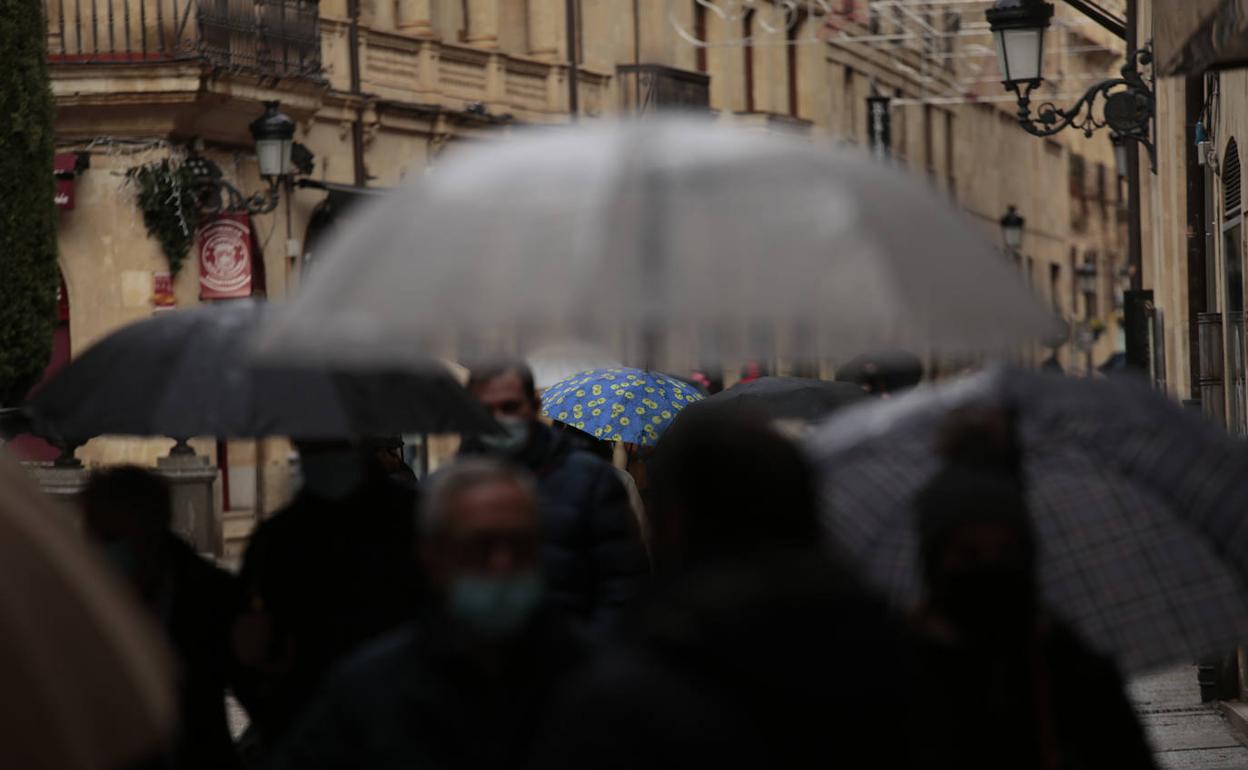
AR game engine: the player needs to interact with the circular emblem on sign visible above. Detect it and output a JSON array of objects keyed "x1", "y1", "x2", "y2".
[{"x1": 200, "y1": 218, "x2": 251, "y2": 294}]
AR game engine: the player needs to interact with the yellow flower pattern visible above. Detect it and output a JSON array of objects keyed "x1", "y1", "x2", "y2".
[{"x1": 539, "y1": 367, "x2": 703, "y2": 446}]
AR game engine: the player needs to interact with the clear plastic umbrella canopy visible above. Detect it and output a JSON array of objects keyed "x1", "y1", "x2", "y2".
[
  {"x1": 258, "y1": 117, "x2": 1060, "y2": 370},
  {"x1": 528, "y1": 341, "x2": 623, "y2": 391}
]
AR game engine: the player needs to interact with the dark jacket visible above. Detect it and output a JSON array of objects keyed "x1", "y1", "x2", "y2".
[
  {"x1": 462, "y1": 423, "x2": 648, "y2": 635},
  {"x1": 158, "y1": 535, "x2": 241, "y2": 770},
  {"x1": 546, "y1": 549, "x2": 916, "y2": 769},
  {"x1": 911, "y1": 619, "x2": 1157, "y2": 770},
  {"x1": 231, "y1": 476, "x2": 422, "y2": 748},
  {"x1": 274, "y1": 613, "x2": 588, "y2": 770}
]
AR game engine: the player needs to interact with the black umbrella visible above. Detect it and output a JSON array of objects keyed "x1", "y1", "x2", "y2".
[
  {"x1": 25, "y1": 301, "x2": 497, "y2": 445},
  {"x1": 679, "y1": 376, "x2": 868, "y2": 423},
  {"x1": 835, "y1": 350, "x2": 924, "y2": 394}
]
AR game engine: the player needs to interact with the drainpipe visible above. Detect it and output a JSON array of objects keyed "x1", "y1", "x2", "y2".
[
  {"x1": 633, "y1": 0, "x2": 641, "y2": 110},
  {"x1": 566, "y1": 0, "x2": 579, "y2": 119},
  {"x1": 347, "y1": 0, "x2": 367, "y2": 186},
  {"x1": 1186, "y1": 75, "x2": 1208, "y2": 402},
  {"x1": 1123, "y1": 0, "x2": 1148, "y2": 371}
]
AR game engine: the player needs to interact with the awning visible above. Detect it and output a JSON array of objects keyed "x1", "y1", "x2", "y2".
[
  {"x1": 53, "y1": 152, "x2": 89, "y2": 210},
  {"x1": 1155, "y1": 0, "x2": 1248, "y2": 76}
]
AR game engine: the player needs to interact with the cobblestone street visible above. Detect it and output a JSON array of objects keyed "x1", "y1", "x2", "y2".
[{"x1": 1132, "y1": 667, "x2": 1248, "y2": 769}]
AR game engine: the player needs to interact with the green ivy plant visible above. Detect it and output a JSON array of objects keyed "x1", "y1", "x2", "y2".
[
  {"x1": 126, "y1": 158, "x2": 200, "y2": 276},
  {"x1": 0, "y1": 0, "x2": 59, "y2": 405}
]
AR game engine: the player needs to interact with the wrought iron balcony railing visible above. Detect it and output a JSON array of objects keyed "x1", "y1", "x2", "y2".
[
  {"x1": 46, "y1": 0, "x2": 320, "y2": 79},
  {"x1": 617, "y1": 64, "x2": 710, "y2": 114}
]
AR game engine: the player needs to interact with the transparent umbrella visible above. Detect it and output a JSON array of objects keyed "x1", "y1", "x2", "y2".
[
  {"x1": 257, "y1": 117, "x2": 1059, "y2": 370},
  {"x1": 528, "y1": 341, "x2": 623, "y2": 391}
]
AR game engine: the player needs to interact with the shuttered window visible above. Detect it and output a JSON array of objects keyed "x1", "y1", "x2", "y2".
[{"x1": 1226, "y1": 139, "x2": 1241, "y2": 219}]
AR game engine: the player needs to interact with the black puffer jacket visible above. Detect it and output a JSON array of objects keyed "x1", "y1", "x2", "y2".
[{"x1": 463, "y1": 423, "x2": 649, "y2": 635}]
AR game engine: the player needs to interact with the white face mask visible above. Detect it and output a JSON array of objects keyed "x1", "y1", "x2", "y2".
[
  {"x1": 447, "y1": 570, "x2": 544, "y2": 638},
  {"x1": 298, "y1": 447, "x2": 366, "y2": 500},
  {"x1": 479, "y1": 416, "x2": 531, "y2": 456}
]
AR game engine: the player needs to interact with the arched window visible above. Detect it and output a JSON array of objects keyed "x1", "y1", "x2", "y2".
[{"x1": 1224, "y1": 139, "x2": 1245, "y2": 432}]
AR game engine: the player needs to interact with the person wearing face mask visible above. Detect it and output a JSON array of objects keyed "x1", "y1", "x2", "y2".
[
  {"x1": 910, "y1": 409, "x2": 1156, "y2": 770},
  {"x1": 274, "y1": 459, "x2": 587, "y2": 770},
  {"x1": 460, "y1": 358, "x2": 648, "y2": 637},
  {"x1": 230, "y1": 439, "x2": 423, "y2": 765},
  {"x1": 81, "y1": 466, "x2": 240, "y2": 770}
]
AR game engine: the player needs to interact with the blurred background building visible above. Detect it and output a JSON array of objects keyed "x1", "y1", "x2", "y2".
[
  {"x1": 31, "y1": 0, "x2": 1127, "y2": 552},
  {"x1": 1147, "y1": 0, "x2": 1248, "y2": 443}
]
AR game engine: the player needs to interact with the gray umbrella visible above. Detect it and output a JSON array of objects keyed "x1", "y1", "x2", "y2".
[
  {"x1": 25, "y1": 301, "x2": 496, "y2": 445},
  {"x1": 677, "y1": 376, "x2": 868, "y2": 422},
  {"x1": 808, "y1": 366, "x2": 1248, "y2": 674},
  {"x1": 256, "y1": 117, "x2": 1060, "y2": 370}
]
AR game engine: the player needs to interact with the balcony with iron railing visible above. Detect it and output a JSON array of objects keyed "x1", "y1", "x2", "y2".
[{"x1": 45, "y1": 0, "x2": 320, "y2": 79}]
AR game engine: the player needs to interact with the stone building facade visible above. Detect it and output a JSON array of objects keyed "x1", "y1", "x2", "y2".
[
  {"x1": 1134, "y1": 0, "x2": 1248, "y2": 430},
  {"x1": 37, "y1": 0, "x2": 1126, "y2": 539}
]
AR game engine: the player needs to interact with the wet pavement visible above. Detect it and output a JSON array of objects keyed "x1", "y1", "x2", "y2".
[{"x1": 1131, "y1": 666, "x2": 1248, "y2": 769}]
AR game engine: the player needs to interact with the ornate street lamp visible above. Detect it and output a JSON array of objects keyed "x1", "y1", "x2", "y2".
[
  {"x1": 988, "y1": 0, "x2": 1051, "y2": 88},
  {"x1": 986, "y1": 0, "x2": 1155, "y2": 168},
  {"x1": 250, "y1": 101, "x2": 296, "y2": 180},
  {"x1": 188, "y1": 101, "x2": 305, "y2": 215},
  {"x1": 1076, "y1": 259, "x2": 1098, "y2": 297},
  {"x1": 1000, "y1": 205, "x2": 1026, "y2": 252}
]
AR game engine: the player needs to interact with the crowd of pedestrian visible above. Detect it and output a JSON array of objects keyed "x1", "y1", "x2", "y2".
[{"x1": 78, "y1": 357, "x2": 1159, "y2": 770}]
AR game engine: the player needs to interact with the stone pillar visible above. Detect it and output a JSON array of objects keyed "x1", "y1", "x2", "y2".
[
  {"x1": 464, "y1": 0, "x2": 500, "y2": 49},
  {"x1": 396, "y1": 0, "x2": 432, "y2": 36},
  {"x1": 485, "y1": 52, "x2": 506, "y2": 105},
  {"x1": 370, "y1": 0, "x2": 397, "y2": 32},
  {"x1": 527, "y1": 0, "x2": 562, "y2": 61},
  {"x1": 156, "y1": 451, "x2": 221, "y2": 556},
  {"x1": 27, "y1": 464, "x2": 90, "y2": 509}
]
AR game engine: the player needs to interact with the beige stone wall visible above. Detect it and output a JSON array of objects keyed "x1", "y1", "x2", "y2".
[
  {"x1": 1140, "y1": 0, "x2": 1248, "y2": 406},
  {"x1": 44, "y1": 0, "x2": 1129, "y2": 517}
]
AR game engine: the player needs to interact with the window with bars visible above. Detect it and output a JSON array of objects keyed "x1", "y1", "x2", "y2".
[{"x1": 45, "y1": 0, "x2": 321, "y2": 78}]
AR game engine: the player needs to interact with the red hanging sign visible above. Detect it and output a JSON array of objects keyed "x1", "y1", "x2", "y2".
[
  {"x1": 54, "y1": 153, "x2": 78, "y2": 210},
  {"x1": 198, "y1": 213, "x2": 254, "y2": 299},
  {"x1": 152, "y1": 271, "x2": 176, "y2": 310}
]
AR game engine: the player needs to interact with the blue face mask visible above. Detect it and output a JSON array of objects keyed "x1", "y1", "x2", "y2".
[
  {"x1": 447, "y1": 571, "x2": 543, "y2": 637},
  {"x1": 479, "y1": 417, "x2": 531, "y2": 457}
]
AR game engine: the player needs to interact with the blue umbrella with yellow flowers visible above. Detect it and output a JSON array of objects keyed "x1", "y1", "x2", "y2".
[{"x1": 541, "y1": 367, "x2": 704, "y2": 446}]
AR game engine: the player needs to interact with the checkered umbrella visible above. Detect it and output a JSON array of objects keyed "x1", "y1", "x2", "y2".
[{"x1": 808, "y1": 366, "x2": 1248, "y2": 674}]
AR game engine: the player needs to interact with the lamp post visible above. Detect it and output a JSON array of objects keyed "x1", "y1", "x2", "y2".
[
  {"x1": 1076, "y1": 259, "x2": 1098, "y2": 309},
  {"x1": 986, "y1": 0, "x2": 1154, "y2": 167},
  {"x1": 250, "y1": 101, "x2": 296, "y2": 182},
  {"x1": 987, "y1": 0, "x2": 1149, "y2": 371},
  {"x1": 188, "y1": 101, "x2": 303, "y2": 215},
  {"x1": 1000, "y1": 205, "x2": 1026, "y2": 256}
]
